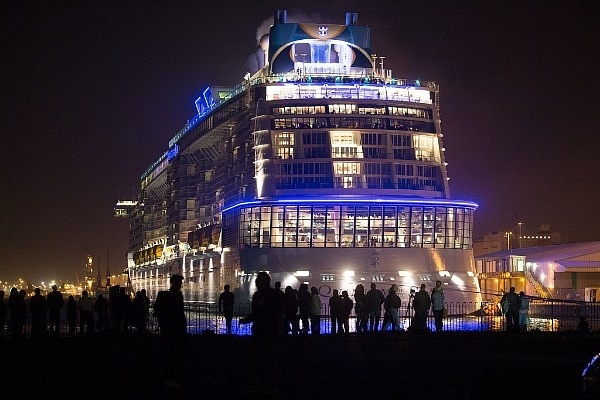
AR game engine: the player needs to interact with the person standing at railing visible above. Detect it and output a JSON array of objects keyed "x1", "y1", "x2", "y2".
[
  {"x1": 382, "y1": 284, "x2": 401, "y2": 331},
  {"x1": 132, "y1": 291, "x2": 148, "y2": 334},
  {"x1": 29, "y1": 287, "x2": 48, "y2": 339},
  {"x1": 354, "y1": 284, "x2": 368, "y2": 333},
  {"x1": 78, "y1": 291, "x2": 94, "y2": 335},
  {"x1": 239, "y1": 271, "x2": 284, "y2": 395},
  {"x1": 329, "y1": 289, "x2": 343, "y2": 334},
  {"x1": 66, "y1": 295, "x2": 78, "y2": 336},
  {"x1": 239, "y1": 271, "x2": 284, "y2": 337},
  {"x1": 297, "y1": 284, "x2": 312, "y2": 335},
  {"x1": 309, "y1": 286, "x2": 321, "y2": 335},
  {"x1": 366, "y1": 283, "x2": 385, "y2": 332},
  {"x1": 501, "y1": 287, "x2": 520, "y2": 332},
  {"x1": 283, "y1": 286, "x2": 300, "y2": 335},
  {"x1": 412, "y1": 284, "x2": 431, "y2": 330},
  {"x1": 218, "y1": 285, "x2": 235, "y2": 334},
  {"x1": 46, "y1": 284, "x2": 64, "y2": 337},
  {"x1": 518, "y1": 291, "x2": 530, "y2": 333},
  {"x1": 339, "y1": 290, "x2": 354, "y2": 334},
  {"x1": 7, "y1": 287, "x2": 25, "y2": 339},
  {"x1": 94, "y1": 293, "x2": 109, "y2": 333},
  {"x1": 153, "y1": 274, "x2": 186, "y2": 388},
  {"x1": 431, "y1": 280, "x2": 445, "y2": 332}
]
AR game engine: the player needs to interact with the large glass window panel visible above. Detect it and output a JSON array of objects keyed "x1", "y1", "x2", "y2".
[
  {"x1": 422, "y1": 207, "x2": 435, "y2": 247},
  {"x1": 259, "y1": 207, "x2": 272, "y2": 248},
  {"x1": 312, "y1": 206, "x2": 326, "y2": 248},
  {"x1": 446, "y1": 207, "x2": 456, "y2": 248},
  {"x1": 341, "y1": 205, "x2": 356, "y2": 247},
  {"x1": 270, "y1": 207, "x2": 284, "y2": 247},
  {"x1": 250, "y1": 207, "x2": 261, "y2": 247},
  {"x1": 240, "y1": 208, "x2": 252, "y2": 247},
  {"x1": 284, "y1": 206, "x2": 298, "y2": 247},
  {"x1": 298, "y1": 206, "x2": 312, "y2": 247},
  {"x1": 325, "y1": 205, "x2": 340, "y2": 247},
  {"x1": 463, "y1": 209, "x2": 473, "y2": 249},
  {"x1": 397, "y1": 206, "x2": 410, "y2": 247},
  {"x1": 383, "y1": 206, "x2": 397, "y2": 247},
  {"x1": 435, "y1": 207, "x2": 447, "y2": 247},
  {"x1": 368, "y1": 206, "x2": 383, "y2": 247},
  {"x1": 410, "y1": 207, "x2": 423, "y2": 247},
  {"x1": 454, "y1": 208, "x2": 465, "y2": 249},
  {"x1": 355, "y1": 206, "x2": 369, "y2": 247}
]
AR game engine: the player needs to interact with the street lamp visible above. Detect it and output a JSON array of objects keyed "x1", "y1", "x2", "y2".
[{"x1": 517, "y1": 222, "x2": 524, "y2": 248}]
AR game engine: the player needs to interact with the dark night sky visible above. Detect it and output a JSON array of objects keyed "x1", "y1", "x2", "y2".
[{"x1": 1, "y1": 1, "x2": 599, "y2": 284}]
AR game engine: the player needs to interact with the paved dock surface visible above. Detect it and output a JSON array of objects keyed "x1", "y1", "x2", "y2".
[{"x1": 0, "y1": 331, "x2": 597, "y2": 399}]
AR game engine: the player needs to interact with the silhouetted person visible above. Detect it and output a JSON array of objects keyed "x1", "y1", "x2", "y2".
[
  {"x1": 340, "y1": 290, "x2": 354, "y2": 334},
  {"x1": 0, "y1": 290, "x2": 6, "y2": 339},
  {"x1": 501, "y1": 287, "x2": 520, "y2": 332},
  {"x1": 153, "y1": 274, "x2": 186, "y2": 388},
  {"x1": 117, "y1": 287, "x2": 132, "y2": 332},
  {"x1": 283, "y1": 286, "x2": 299, "y2": 334},
  {"x1": 413, "y1": 284, "x2": 431, "y2": 330},
  {"x1": 239, "y1": 271, "x2": 284, "y2": 337},
  {"x1": 7, "y1": 287, "x2": 26, "y2": 339},
  {"x1": 239, "y1": 271, "x2": 284, "y2": 395},
  {"x1": 329, "y1": 289, "x2": 343, "y2": 334},
  {"x1": 309, "y1": 286, "x2": 321, "y2": 335},
  {"x1": 382, "y1": 284, "x2": 401, "y2": 331},
  {"x1": 354, "y1": 284, "x2": 368, "y2": 333},
  {"x1": 66, "y1": 295, "x2": 78, "y2": 336},
  {"x1": 109, "y1": 285, "x2": 120, "y2": 330},
  {"x1": 94, "y1": 293, "x2": 109, "y2": 332},
  {"x1": 431, "y1": 280, "x2": 445, "y2": 332},
  {"x1": 140, "y1": 288, "x2": 150, "y2": 327},
  {"x1": 132, "y1": 291, "x2": 148, "y2": 333},
  {"x1": 78, "y1": 291, "x2": 94, "y2": 335},
  {"x1": 297, "y1": 283, "x2": 312, "y2": 334},
  {"x1": 274, "y1": 281, "x2": 284, "y2": 299},
  {"x1": 218, "y1": 285, "x2": 235, "y2": 334},
  {"x1": 366, "y1": 283, "x2": 385, "y2": 332},
  {"x1": 29, "y1": 287, "x2": 48, "y2": 339},
  {"x1": 518, "y1": 291, "x2": 530, "y2": 332},
  {"x1": 578, "y1": 316, "x2": 590, "y2": 334},
  {"x1": 46, "y1": 284, "x2": 64, "y2": 336}
]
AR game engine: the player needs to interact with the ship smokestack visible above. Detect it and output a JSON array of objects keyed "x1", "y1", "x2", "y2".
[
  {"x1": 274, "y1": 9, "x2": 287, "y2": 25},
  {"x1": 345, "y1": 12, "x2": 358, "y2": 26}
]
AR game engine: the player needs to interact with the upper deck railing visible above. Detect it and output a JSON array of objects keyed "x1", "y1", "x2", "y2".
[{"x1": 143, "y1": 70, "x2": 437, "y2": 181}]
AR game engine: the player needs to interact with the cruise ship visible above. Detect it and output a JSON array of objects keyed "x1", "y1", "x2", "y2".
[{"x1": 116, "y1": 10, "x2": 481, "y2": 307}]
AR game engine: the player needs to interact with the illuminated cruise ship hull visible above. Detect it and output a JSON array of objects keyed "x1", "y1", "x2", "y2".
[{"x1": 118, "y1": 10, "x2": 481, "y2": 308}]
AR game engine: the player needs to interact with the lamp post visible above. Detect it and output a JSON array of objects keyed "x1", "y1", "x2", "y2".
[{"x1": 517, "y1": 222, "x2": 523, "y2": 248}]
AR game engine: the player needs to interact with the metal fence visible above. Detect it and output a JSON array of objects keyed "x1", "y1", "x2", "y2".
[
  {"x1": 4, "y1": 299, "x2": 599, "y2": 338},
  {"x1": 184, "y1": 300, "x2": 600, "y2": 335}
]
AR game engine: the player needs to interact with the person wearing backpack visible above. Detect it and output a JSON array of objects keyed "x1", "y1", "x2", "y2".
[{"x1": 500, "y1": 287, "x2": 520, "y2": 332}]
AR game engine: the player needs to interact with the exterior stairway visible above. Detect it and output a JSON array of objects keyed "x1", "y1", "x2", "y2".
[{"x1": 525, "y1": 269, "x2": 553, "y2": 299}]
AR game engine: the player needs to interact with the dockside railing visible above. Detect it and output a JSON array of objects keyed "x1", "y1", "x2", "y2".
[{"x1": 5, "y1": 298, "x2": 599, "y2": 338}]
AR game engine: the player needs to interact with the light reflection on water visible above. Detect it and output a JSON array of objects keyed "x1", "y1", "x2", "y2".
[{"x1": 183, "y1": 312, "x2": 567, "y2": 336}]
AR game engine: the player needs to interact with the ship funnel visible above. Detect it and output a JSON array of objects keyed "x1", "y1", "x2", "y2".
[
  {"x1": 345, "y1": 12, "x2": 358, "y2": 26},
  {"x1": 274, "y1": 9, "x2": 287, "y2": 24}
]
